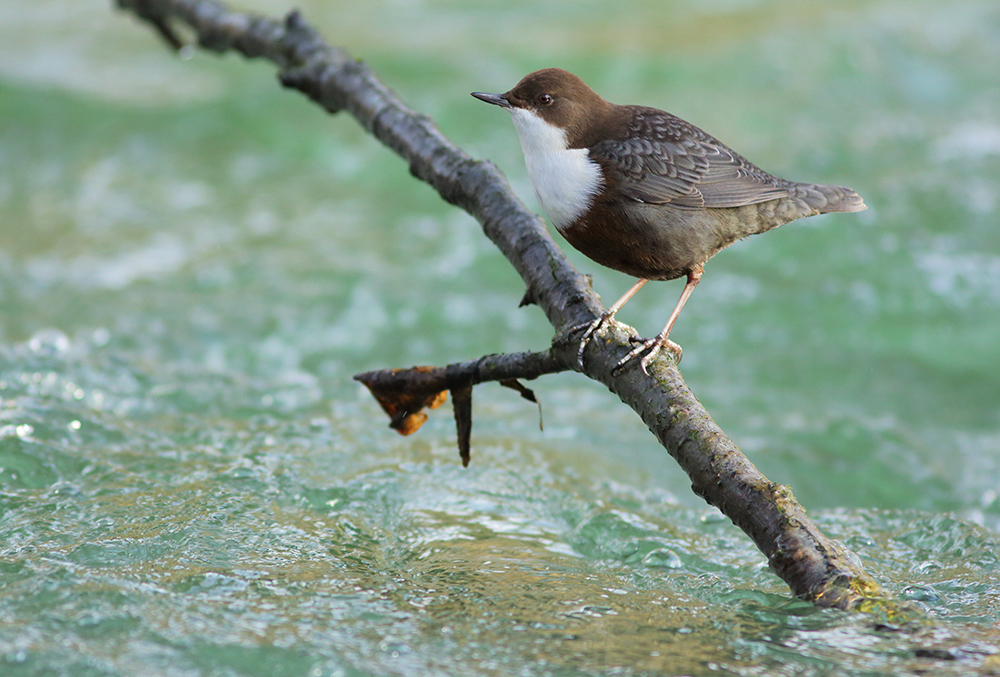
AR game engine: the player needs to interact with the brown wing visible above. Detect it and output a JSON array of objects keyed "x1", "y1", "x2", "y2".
[{"x1": 589, "y1": 107, "x2": 789, "y2": 210}]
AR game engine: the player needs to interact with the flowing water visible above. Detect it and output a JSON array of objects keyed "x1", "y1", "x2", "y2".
[{"x1": 1, "y1": 1, "x2": 999, "y2": 675}]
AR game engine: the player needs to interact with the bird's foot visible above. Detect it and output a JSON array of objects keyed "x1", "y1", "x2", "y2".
[
  {"x1": 612, "y1": 335, "x2": 682, "y2": 375},
  {"x1": 570, "y1": 313, "x2": 613, "y2": 369}
]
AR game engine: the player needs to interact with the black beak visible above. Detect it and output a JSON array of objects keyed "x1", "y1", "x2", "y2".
[{"x1": 471, "y1": 91, "x2": 511, "y2": 108}]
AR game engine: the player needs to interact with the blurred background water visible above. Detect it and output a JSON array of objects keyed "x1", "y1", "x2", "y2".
[{"x1": 1, "y1": 0, "x2": 999, "y2": 675}]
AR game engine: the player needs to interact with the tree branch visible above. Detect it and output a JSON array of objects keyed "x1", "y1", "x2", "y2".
[{"x1": 117, "y1": 0, "x2": 900, "y2": 611}]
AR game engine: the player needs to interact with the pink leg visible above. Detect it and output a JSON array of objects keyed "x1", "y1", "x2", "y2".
[
  {"x1": 615, "y1": 264, "x2": 704, "y2": 374},
  {"x1": 575, "y1": 278, "x2": 649, "y2": 368}
]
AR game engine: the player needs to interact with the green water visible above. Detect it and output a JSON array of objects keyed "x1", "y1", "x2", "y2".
[{"x1": 2, "y1": 0, "x2": 999, "y2": 675}]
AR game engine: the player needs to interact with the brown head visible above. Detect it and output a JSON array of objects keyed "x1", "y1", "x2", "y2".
[{"x1": 472, "y1": 68, "x2": 621, "y2": 149}]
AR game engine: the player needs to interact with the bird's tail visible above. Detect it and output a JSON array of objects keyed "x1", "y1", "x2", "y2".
[{"x1": 790, "y1": 182, "x2": 866, "y2": 214}]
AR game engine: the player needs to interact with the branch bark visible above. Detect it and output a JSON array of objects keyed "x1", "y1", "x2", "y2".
[{"x1": 117, "y1": 0, "x2": 898, "y2": 611}]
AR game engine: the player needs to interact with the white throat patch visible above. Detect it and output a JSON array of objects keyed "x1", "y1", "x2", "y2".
[{"x1": 508, "y1": 108, "x2": 602, "y2": 231}]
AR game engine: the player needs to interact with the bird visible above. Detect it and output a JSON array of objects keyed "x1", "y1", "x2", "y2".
[{"x1": 472, "y1": 68, "x2": 865, "y2": 373}]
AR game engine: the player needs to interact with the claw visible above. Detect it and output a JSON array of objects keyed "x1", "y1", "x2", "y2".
[
  {"x1": 571, "y1": 314, "x2": 611, "y2": 369},
  {"x1": 612, "y1": 336, "x2": 682, "y2": 375}
]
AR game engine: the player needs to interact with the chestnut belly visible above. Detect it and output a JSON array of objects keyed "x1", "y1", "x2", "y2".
[{"x1": 555, "y1": 201, "x2": 775, "y2": 281}]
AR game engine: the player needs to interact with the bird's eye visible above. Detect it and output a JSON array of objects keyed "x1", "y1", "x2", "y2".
[{"x1": 538, "y1": 94, "x2": 553, "y2": 105}]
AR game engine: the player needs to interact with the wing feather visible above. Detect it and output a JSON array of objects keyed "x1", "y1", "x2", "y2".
[{"x1": 589, "y1": 108, "x2": 789, "y2": 210}]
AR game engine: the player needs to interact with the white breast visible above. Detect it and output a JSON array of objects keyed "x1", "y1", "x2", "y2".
[{"x1": 508, "y1": 108, "x2": 603, "y2": 231}]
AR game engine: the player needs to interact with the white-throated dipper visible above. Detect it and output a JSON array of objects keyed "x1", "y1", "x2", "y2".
[{"x1": 472, "y1": 68, "x2": 865, "y2": 373}]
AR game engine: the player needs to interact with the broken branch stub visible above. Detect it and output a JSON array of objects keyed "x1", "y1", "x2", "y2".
[{"x1": 354, "y1": 366, "x2": 447, "y2": 436}]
